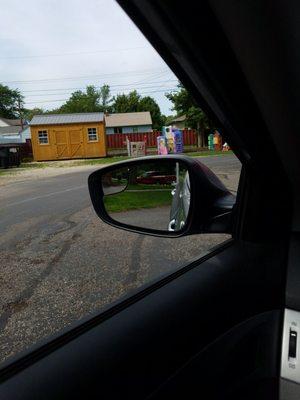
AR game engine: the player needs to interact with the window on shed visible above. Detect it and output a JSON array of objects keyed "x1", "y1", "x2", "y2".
[
  {"x1": 38, "y1": 130, "x2": 48, "y2": 144},
  {"x1": 88, "y1": 127, "x2": 98, "y2": 141},
  {"x1": 114, "y1": 127, "x2": 123, "y2": 134}
]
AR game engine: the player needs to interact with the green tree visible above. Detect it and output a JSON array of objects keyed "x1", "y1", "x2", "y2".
[
  {"x1": 0, "y1": 84, "x2": 24, "y2": 119},
  {"x1": 112, "y1": 90, "x2": 141, "y2": 113},
  {"x1": 57, "y1": 84, "x2": 112, "y2": 114},
  {"x1": 166, "y1": 83, "x2": 213, "y2": 147},
  {"x1": 161, "y1": 114, "x2": 168, "y2": 126},
  {"x1": 138, "y1": 96, "x2": 164, "y2": 130},
  {"x1": 99, "y1": 84, "x2": 113, "y2": 110},
  {"x1": 23, "y1": 107, "x2": 44, "y2": 121},
  {"x1": 112, "y1": 90, "x2": 164, "y2": 130}
]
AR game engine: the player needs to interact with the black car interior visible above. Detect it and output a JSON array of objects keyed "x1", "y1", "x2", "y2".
[{"x1": 1, "y1": 1, "x2": 300, "y2": 399}]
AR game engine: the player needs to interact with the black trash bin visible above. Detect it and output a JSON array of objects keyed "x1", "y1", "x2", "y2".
[{"x1": 0, "y1": 144, "x2": 21, "y2": 169}]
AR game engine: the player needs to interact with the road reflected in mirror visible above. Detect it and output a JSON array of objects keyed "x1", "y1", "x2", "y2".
[{"x1": 101, "y1": 161, "x2": 190, "y2": 232}]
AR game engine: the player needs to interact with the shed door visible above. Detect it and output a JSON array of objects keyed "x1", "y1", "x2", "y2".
[
  {"x1": 54, "y1": 130, "x2": 70, "y2": 159},
  {"x1": 69, "y1": 129, "x2": 83, "y2": 158}
]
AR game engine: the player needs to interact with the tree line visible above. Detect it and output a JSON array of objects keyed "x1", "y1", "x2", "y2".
[{"x1": 0, "y1": 82, "x2": 214, "y2": 144}]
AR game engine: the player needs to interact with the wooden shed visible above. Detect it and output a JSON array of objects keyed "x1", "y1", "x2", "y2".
[{"x1": 30, "y1": 113, "x2": 106, "y2": 161}]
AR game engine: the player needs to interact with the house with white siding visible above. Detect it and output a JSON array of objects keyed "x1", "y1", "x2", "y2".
[
  {"x1": 0, "y1": 117, "x2": 25, "y2": 128},
  {"x1": 105, "y1": 112, "x2": 152, "y2": 134},
  {"x1": 0, "y1": 117, "x2": 29, "y2": 143}
]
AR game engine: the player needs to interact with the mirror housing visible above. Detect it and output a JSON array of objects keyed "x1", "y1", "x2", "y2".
[{"x1": 88, "y1": 155, "x2": 236, "y2": 237}]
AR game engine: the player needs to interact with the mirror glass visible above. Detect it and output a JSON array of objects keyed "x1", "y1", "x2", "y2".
[{"x1": 101, "y1": 161, "x2": 191, "y2": 232}]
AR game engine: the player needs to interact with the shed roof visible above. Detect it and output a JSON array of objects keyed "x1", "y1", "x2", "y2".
[
  {"x1": 30, "y1": 112, "x2": 104, "y2": 126},
  {"x1": 105, "y1": 112, "x2": 152, "y2": 127}
]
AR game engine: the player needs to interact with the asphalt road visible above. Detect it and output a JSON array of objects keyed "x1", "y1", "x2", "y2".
[{"x1": 0, "y1": 154, "x2": 241, "y2": 363}]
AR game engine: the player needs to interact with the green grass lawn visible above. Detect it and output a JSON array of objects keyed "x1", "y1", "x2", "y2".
[
  {"x1": 20, "y1": 162, "x2": 48, "y2": 168},
  {"x1": 19, "y1": 155, "x2": 132, "y2": 169},
  {"x1": 30, "y1": 150, "x2": 230, "y2": 168},
  {"x1": 126, "y1": 183, "x2": 173, "y2": 191},
  {"x1": 65, "y1": 155, "x2": 132, "y2": 167},
  {"x1": 104, "y1": 189, "x2": 172, "y2": 213},
  {"x1": 0, "y1": 150, "x2": 233, "y2": 176},
  {"x1": 0, "y1": 167, "x2": 19, "y2": 176}
]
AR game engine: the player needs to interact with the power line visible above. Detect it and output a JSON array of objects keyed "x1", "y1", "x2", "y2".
[
  {"x1": 21, "y1": 78, "x2": 178, "y2": 93},
  {"x1": 19, "y1": 71, "x2": 174, "y2": 94},
  {"x1": 3, "y1": 68, "x2": 169, "y2": 85},
  {"x1": 22, "y1": 74, "x2": 178, "y2": 93},
  {"x1": 22, "y1": 82, "x2": 178, "y2": 97},
  {"x1": 0, "y1": 46, "x2": 148, "y2": 60},
  {"x1": 24, "y1": 88, "x2": 179, "y2": 105},
  {"x1": 24, "y1": 86, "x2": 177, "y2": 100}
]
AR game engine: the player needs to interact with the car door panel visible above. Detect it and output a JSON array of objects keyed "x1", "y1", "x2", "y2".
[{"x1": 148, "y1": 309, "x2": 281, "y2": 400}]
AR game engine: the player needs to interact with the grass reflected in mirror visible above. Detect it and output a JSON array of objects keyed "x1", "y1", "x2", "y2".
[{"x1": 104, "y1": 188, "x2": 172, "y2": 213}]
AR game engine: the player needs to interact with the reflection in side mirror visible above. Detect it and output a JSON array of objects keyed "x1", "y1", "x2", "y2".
[
  {"x1": 89, "y1": 155, "x2": 236, "y2": 237},
  {"x1": 102, "y1": 167, "x2": 129, "y2": 195},
  {"x1": 101, "y1": 161, "x2": 190, "y2": 233}
]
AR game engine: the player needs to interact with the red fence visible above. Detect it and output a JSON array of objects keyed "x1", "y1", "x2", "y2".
[
  {"x1": 106, "y1": 132, "x2": 158, "y2": 148},
  {"x1": 182, "y1": 129, "x2": 197, "y2": 146},
  {"x1": 106, "y1": 129, "x2": 197, "y2": 149}
]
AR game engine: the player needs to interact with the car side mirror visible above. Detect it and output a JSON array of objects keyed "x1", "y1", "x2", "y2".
[{"x1": 88, "y1": 155, "x2": 236, "y2": 237}]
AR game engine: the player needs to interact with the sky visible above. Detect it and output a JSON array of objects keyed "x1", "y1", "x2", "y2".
[{"x1": 0, "y1": 0, "x2": 179, "y2": 115}]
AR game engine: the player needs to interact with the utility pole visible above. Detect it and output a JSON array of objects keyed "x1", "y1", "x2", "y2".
[
  {"x1": 197, "y1": 120, "x2": 203, "y2": 148},
  {"x1": 17, "y1": 97, "x2": 24, "y2": 130}
]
